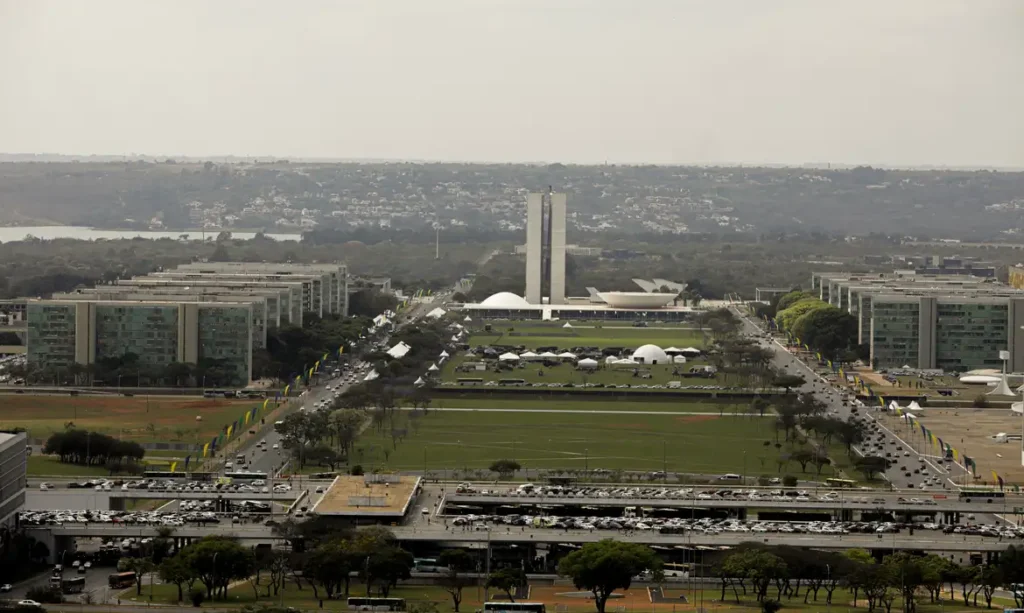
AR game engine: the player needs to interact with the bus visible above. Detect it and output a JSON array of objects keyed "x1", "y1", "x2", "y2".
[
  {"x1": 483, "y1": 603, "x2": 547, "y2": 613},
  {"x1": 224, "y1": 470, "x2": 268, "y2": 481},
  {"x1": 108, "y1": 571, "x2": 136, "y2": 589},
  {"x1": 61, "y1": 577, "x2": 86, "y2": 594},
  {"x1": 959, "y1": 488, "x2": 1006, "y2": 502},
  {"x1": 413, "y1": 558, "x2": 447, "y2": 573},
  {"x1": 346, "y1": 597, "x2": 406, "y2": 611},
  {"x1": 825, "y1": 478, "x2": 857, "y2": 489}
]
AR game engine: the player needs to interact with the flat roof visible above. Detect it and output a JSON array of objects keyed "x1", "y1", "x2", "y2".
[
  {"x1": 311, "y1": 475, "x2": 420, "y2": 517},
  {"x1": 458, "y1": 303, "x2": 694, "y2": 313}
]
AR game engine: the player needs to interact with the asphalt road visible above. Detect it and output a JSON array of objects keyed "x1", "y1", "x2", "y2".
[{"x1": 734, "y1": 309, "x2": 968, "y2": 489}]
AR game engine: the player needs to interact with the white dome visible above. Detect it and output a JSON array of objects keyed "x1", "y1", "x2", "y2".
[
  {"x1": 480, "y1": 292, "x2": 532, "y2": 308},
  {"x1": 632, "y1": 344, "x2": 670, "y2": 364}
]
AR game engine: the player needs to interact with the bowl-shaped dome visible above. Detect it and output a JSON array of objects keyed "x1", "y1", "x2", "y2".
[
  {"x1": 480, "y1": 292, "x2": 531, "y2": 308},
  {"x1": 632, "y1": 344, "x2": 670, "y2": 364}
]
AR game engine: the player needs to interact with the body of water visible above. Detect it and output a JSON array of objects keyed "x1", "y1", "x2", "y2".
[{"x1": 0, "y1": 226, "x2": 302, "y2": 243}]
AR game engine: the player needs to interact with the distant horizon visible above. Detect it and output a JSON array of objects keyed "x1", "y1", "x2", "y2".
[{"x1": 1, "y1": 152, "x2": 1022, "y2": 173}]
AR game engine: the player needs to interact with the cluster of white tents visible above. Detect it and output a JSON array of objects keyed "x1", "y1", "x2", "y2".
[
  {"x1": 386, "y1": 341, "x2": 412, "y2": 359},
  {"x1": 415, "y1": 348, "x2": 452, "y2": 387}
]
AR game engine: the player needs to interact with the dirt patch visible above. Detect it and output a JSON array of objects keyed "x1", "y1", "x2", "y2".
[{"x1": 675, "y1": 415, "x2": 719, "y2": 424}]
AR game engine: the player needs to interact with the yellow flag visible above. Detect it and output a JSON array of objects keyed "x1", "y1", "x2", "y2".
[
  {"x1": 170, "y1": 462, "x2": 178, "y2": 473},
  {"x1": 992, "y1": 470, "x2": 1000, "y2": 483},
  {"x1": 262, "y1": 399, "x2": 270, "y2": 411},
  {"x1": 227, "y1": 424, "x2": 233, "y2": 437},
  {"x1": 202, "y1": 443, "x2": 210, "y2": 457},
  {"x1": 284, "y1": 384, "x2": 290, "y2": 396}
]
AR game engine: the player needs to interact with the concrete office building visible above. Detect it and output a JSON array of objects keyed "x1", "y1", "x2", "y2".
[
  {"x1": 0, "y1": 431, "x2": 27, "y2": 528},
  {"x1": 808, "y1": 271, "x2": 1024, "y2": 372},
  {"x1": 524, "y1": 192, "x2": 567, "y2": 305},
  {"x1": 54, "y1": 290, "x2": 271, "y2": 350},
  {"x1": 26, "y1": 299, "x2": 253, "y2": 384},
  {"x1": 115, "y1": 278, "x2": 303, "y2": 326},
  {"x1": 169, "y1": 262, "x2": 348, "y2": 316}
]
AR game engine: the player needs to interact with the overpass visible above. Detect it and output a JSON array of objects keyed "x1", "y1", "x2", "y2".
[
  {"x1": 104, "y1": 490, "x2": 300, "y2": 509},
  {"x1": 442, "y1": 493, "x2": 1024, "y2": 523},
  {"x1": 24, "y1": 522, "x2": 1016, "y2": 563}
]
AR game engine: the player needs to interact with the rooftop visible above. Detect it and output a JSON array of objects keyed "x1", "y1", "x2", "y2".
[{"x1": 311, "y1": 475, "x2": 420, "y2": 517}]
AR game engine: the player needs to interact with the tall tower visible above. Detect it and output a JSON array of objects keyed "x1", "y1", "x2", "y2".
[
  {"x1": 524, "y1": 193, "x2": 544, "y2": 304},
  {"x1": 523, "y1": 192, "x2": 567, "y2": 305}
]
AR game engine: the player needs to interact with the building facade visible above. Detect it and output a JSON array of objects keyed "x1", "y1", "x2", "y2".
[
  {"x1": 26, "y1": 299, "x2": 253, "y2": 384},
  {"x1": 524, "y1": 192, "x2": 567, "y2": 305},
  {"x1": 0, "y1": 432, "x2": 27, "y2": 529}
]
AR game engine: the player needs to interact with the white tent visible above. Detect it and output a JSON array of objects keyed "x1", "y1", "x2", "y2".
[
  {"x1": 520, "y1": 351, "x2": 539, "y2": 360},
  {"x1": 539, "y1": 351, "x2": 558, "y2": 359},
  {"x1": 664, "y1": 346, "x2": 683, "y2": 354},
  {"x1": 386, "y1": 342, "x2": 412, "y2": 359},
  {"x1": 988, "y1": 374, "x2": 1015, "y2": 396},
  {"x1": 613, "y1": 358, "x2": 639, "y2": 366},
  {"x1": 464, "y1": 316, "x2": 472, "y2": 322},
  {"x1": 558, "y1": 351, "x2": 577, "y2": 360},
  {"x1": 888, "y1": 400, "x2": 900, "y2": 412},
  {"x1": 499, "y1": 352, "x2": 520, "y2": 361},
  {"x1": 363, "y1": 369, "x2": 379, "y2": 382},
  {"x1": 427, "y1": 363, "x2": 440, "y2": 372},
  {"x1": 604, "y1": 356, "x2": 619, "y2": 364},
  {"x1": 679, "y1": 347, "x2": 702, "y2": 355},
  {"x1": 562, "y1": 322, "x2": 573, "y2": 328},
  {"x1": 414, "y1": 377, "x2": 426, "y2": 386},
  {"x1": 439, "y1": 350, "x2": 450, "y2": 358},
  {"x1": 1012, "y1": 402, "x2": 1023, "y2": 415},
  {"x1": 672, "y1": 355, "x2": 688, "y2": 364},
  {"x1": 426, "y1": 307, "x2": 447, "y2": 319},
  {"x1": 577, "y1": 358, "x2": 599, "y2": 369},
  {"x1": 908, "y1": 401, "x2": 922, "y2": 412}
]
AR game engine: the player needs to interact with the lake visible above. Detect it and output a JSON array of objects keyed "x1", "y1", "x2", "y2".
[{"x1": 0, "y1": 226, "x2": 302, "y2": 243}]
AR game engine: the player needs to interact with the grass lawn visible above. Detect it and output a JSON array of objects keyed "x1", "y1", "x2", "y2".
[
  {"x1": 0, "y1": 394, "x2": 267, "y2": 443},
  {"x1": 433, "y1": 397, "x2": 752, "y2": 413},
  {"x1": 351, "y1": 409, "x2": 792, "y2": 474},
  {"x1": 440, "y1": 355, "x2": 729, "y2": 388},
  {"x1": 466, "y1": 322, "x2": 707, "y2": 350},
  {"x1": 120, "y1": 582, "x2": 1008, "y2": 613}
]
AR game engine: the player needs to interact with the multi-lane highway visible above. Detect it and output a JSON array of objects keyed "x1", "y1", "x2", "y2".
[{"x1": 735, "y1": 309, "x2": 972, "y2": 491}]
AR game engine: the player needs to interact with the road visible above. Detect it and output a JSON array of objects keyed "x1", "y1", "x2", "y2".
[{"x1": 733, "y1": 308, "x2": 971, "y2": 492}]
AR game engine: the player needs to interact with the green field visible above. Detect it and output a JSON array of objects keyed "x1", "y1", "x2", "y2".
[
  {"x1": 0, "y1": 394, "x2": 264, "y2": 443},
  {"x1": 433, "y1": 397, "x2": 753, "y2": 413},
  {"x1": 351, "y1": 408, "x2": 794, "y2": 475},
  {"x1": 120, "y1": 581, "x2": 1012, "y2": 613},
  {"x1": 466, "y1": 321, "x2": 707, "y2": 349}
]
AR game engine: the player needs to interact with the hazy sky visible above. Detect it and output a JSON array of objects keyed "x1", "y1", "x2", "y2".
[{"x1": 2, "y1": 1, "x2": 1022, "y2": 167}]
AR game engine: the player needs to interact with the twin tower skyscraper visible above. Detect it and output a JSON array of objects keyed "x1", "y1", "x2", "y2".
[{"x1": 524, "y1": 191, "x2": 567, "y2": 305}]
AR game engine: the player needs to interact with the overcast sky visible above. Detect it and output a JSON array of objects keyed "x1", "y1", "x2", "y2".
[{"x1": 1, "y1": 1, "x2": 1022, "y2": 167}]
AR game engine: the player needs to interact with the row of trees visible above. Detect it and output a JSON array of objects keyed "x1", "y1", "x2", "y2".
[
  {"x1": 43, "y1": 427, "x2": 145, "y2": 469},
  {"x1": 14, "y1": 355, "x2": 241, "y2": 388},
  {"x1": 715, "y1": 544, "x2": 1024, "y2": 612},
  {"x1": 757, "y1": 290, "x2": 862, "y2": 362}
]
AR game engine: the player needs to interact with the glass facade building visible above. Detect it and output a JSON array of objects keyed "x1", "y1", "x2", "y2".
[
  {"x1": 25, "y1": 302, "x2": 77, "y2": 367},
  {"x1": 94, "y1": 304, "x2": 180, "y2": 368}
]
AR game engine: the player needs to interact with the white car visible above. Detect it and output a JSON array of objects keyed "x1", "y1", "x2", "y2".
[
  {"x1": 18, "y1": 600, "x2": 41, "y2": 607},
  {"x1": 39, "y1": 482, "x2": 51, "y2": 491},
  {"x1": 272, "y1": 444, "x2": 279, "y2": 450},
  {"x1": 315, "y1": 486, "x2": 325, "y2": 493}
]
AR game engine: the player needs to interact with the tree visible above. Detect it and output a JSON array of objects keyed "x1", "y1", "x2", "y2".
[
  {"x1": 979, "y1": 565, "x2": 1003, "y2": 609},
  {"x1": 998, "y1": 546, "x2": 1024, "y2": 608},
  {"x1": 489, "y1": 459, "x2": 522, "y2": 479},
  {"x1": 557, "y1": 540, "x2": 662, "y2": 613},
  {"x1": 304, "y1": 540, "x2": 355, "y2": 600},
  {"x1": 854, "y1": 456, "x2": 889, "y2": 480},
  {"x1": 882, "y1": 553, "x2": 926, "y2": 613},
  {"x1": 364, "y1": 546, "x2": 413, "y2": 597},
  {"x1": 487, "y1": 568, "x2": 527, "y2": 603},
  {"x1": 119, "y1": 556, "x2": 156, "y2": 596},
  {"x1": 182, "y1": 537, "x2": 254, "y2": 600},
  {"x1": 438, "y1": 549, "x2": 474, "y2": 612},
  {"x1": 159, "y1": 554, "x2": 196, "y2": 603},
  {"x1": 772, "y1": 374, "x2": 805, "y2": 393}
]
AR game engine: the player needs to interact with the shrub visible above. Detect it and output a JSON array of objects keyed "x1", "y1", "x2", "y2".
[
  {"x1": 189, "y1": 588, "x2": 205, "y2": 608},
  {"x1": 972, "y1": 394, "x2": 990, "y2": 408},
  {"x1": 762, "y1": 599, "x2": 783, "y2": 613},
  {"x1": 350, "y1": 464, "x2": 364, "y2": 476},
  {"x1": 25, "y1": 587, "x2": 62, "y2": 604},
  {"x1": 782, "y1": 475, "x2": 798, "y2": 487}
]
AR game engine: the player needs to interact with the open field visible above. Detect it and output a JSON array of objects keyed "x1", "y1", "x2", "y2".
[
  {"x1": 434, "y1": 397, "x2": 754, "y2": 413},
  {"x1": 351, "y1": 408, "x2": 830, "y2": 476},
  {"x1": 886, "y1": 407, "x2": 1024, "y2": 485},
  {"x1": 465, "y1": 322, "x2": 707, "y2": 350},
  {"x1": 0, "y1": 394, "x2": 260, "y2": 443},
  {"x1": 28, "y1": 453, "x2": 180, "y2": 477},
  {"x1": 120, "y1": 582, "x2": 1014, "y2": 613},
  {"x1": 440, "y1": 356, "x2": 725, "y2": 388}
]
